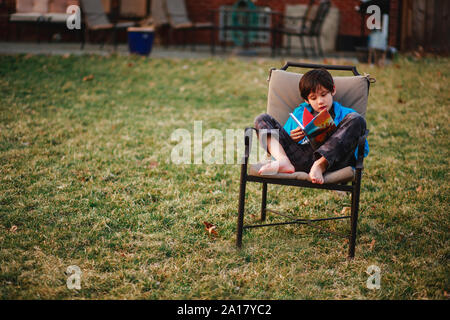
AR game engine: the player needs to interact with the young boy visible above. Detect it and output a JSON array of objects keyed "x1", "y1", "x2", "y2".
[{"x1": 254, "y1": 68, "x2": 369, "y2": 184}]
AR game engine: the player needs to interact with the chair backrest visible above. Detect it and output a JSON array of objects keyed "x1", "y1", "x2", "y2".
[
  {"x1": 120, "y1": 0, "x2": 147, "y2": 18},
  {"x1": 16, "y1": 0, "x2": 49, "y2": 13},
  {"x1": 309, "y1": 0, "x2": 331, "y2": 35},
  {"x1": 80, "y1": 0, "x2": 110, "y2": 27},
  {"x1": 299, "y1": 0, "x2": 315, "y2": 33},
  {"x1": 151, "y1": 0, "x2": 169, "y2": 26},
  {"x1": 165, "y1": 0, "x2": 192, "y2": 27},
  {"x1": 267, "y1": 67, "x2": 369, "y2": 126}
]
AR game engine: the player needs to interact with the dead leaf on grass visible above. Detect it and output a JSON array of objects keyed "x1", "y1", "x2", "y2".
[
  {"x1": 203, "y1": 221, "x2": 218, "y2": 237},
  {"x1": 10, "y1": 225, "x2": 18, "y2": 233},
  {"x1": 148, "y1": 161, "x2": 158, "y2": 169},
  {"x1": 416, "y1": 186, "x2": 423, "y2": 192},
  {"x1": 83, "y1": 74, "x2": 94, "y2": 82},
  {"x1": 369, "y1": 239, "x2": 376, "y2": 250},
  {"x1": 341, "y1": 207, "x2": 351, "y2": 215}
]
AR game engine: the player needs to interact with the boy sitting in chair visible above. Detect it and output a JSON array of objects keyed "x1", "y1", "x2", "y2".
[{"x1": 254, "y1": 68, "x2": 369, "y2": 184}]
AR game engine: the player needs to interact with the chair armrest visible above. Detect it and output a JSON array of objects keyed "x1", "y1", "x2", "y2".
[{"x1": 355, "y1": 129, "x2": 369, "y2": 170}]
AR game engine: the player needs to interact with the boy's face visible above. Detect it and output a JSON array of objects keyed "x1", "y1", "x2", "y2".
[{"x1": 305, "y1": 85, "x2": 336, "y2": 113}]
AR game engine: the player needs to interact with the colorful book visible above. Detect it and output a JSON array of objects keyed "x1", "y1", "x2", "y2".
[{"x1": 289, "y1": 109, "x2": 337, "y2": 150}]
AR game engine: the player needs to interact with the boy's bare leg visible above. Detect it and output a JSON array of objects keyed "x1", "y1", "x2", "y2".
[
  {"x1": 258, "y1": 136, "x2": 295, "y2": 175},
  {"x1": 309, "y1": 156, "x2": 329, "y2": 184}
]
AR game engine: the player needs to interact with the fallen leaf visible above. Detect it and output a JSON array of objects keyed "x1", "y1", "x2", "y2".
[
  {"x1": 203, "y1": 221, "x2": 218, "y2": 237},
  {"x1": 148, "y1": 161, "x2": 158, "y2": 169},
  {"x1": 341, "y1": 207, "x2": 351, "y2": 215},
  {"x1": 10, "y1": 225, "x2": 17, "y2": 233},
  {"x1": 128, "y1": 63, "x2": 134, "y2": 67},
  {"x1": 83, "y1": 74, "x2": 94, "y2": 81},
  {"x1": 416, "y1": 186, "x2": 423, "y2": 192},
  {"x1": 369, "y1": 239, "x2": 376, "y2": 250}
]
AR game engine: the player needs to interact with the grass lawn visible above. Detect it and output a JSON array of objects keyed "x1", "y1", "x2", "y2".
[{"x1": 0, "y1": 53, "x2": 448, "y2": 299}]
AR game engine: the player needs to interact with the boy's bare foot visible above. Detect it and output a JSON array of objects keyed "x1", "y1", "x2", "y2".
[
  {"x1": 309, "y1": 157, "x2": 329, "y2": 184},
  {"x1": 258, "y1": 158, "x2": 295, "y2": 175}
]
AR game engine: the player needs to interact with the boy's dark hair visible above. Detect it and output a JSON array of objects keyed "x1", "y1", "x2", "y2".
[{"x1": 299, "y1": 68, "x2": 334, "y2": 101}]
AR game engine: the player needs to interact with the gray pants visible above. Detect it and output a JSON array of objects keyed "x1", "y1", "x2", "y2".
[{"x1": 254, "y1": 112, "x2": 366, "y2": 172}]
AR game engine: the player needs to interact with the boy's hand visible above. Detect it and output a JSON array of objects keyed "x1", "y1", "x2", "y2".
[{"x1": 290, "y1": 127, "x2": 305, "y2": 142}]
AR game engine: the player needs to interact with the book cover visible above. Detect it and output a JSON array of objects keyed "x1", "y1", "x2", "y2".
[{"x1": 303, "y1": 109, "x2": 337, "y2": 149}]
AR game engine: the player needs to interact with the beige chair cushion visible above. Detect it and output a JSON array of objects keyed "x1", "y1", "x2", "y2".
[
  {"x1": 44, "y1": 12, "x2": 70, "y2": 22},
  {"x1": 254, "y1": 68, "x2": 367, "y2": 185},
  {"x1": 151, "y1": 0, "x2": 169, "y2": 26},
  {"x1": 33, "y1": 0, "x2": 49, "y2": 13},
  {"x1": 249, "y1": 163, "x2": 355, "y2": 184},
  {"x1": 120, "y1": 0, "x2": 147, "y2": 17},
  {"x1": 10, "y1": 12, "x2": 42, "y2": 21},
  {"x1": 50, "y1": 0, "x2": 68, "y2": 13},
  {"x1": 16, "y1": 0, "x2": 34, "y2": 13},
  {"x1": 166, "y1": 0, "x2": 192, "y2": 28},
  {"x1": 267, "y1": 69, "x2": 369, "y2": 126}
]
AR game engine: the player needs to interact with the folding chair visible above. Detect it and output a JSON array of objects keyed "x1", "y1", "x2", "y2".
[
  {"x1": 164, "y1": 0, "x2": 215, "y2": 52},
  {"x1": 80, "y1": 0, "x2": 136, "y2": 50},
  {"x1": 236, "y1": 62, "x2": 372, "y2": 258},
  {"x1": 277, "y1": 0, "x2": 330, "y2": 57}
]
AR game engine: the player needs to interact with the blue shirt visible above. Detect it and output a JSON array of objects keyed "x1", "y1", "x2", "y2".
[{"x1": 283, "y1": 101, "x2": 369, "y2": 160}]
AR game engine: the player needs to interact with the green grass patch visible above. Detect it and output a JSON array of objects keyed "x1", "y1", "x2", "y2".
[{"x1": 0, "y1": 53, "x2": 448, "y2": 299}]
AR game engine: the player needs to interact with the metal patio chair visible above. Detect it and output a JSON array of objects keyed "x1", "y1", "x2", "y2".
[
  {"x1": 277, "y1": 0, "x2": 330, "y2": 57},
  {"x1": 164, "y1": 0, "x2": 215, "y2": 51},
  {"x1": 80, "y1": 0, "x2": 136, "y2": 50},
  {"x1": 236, "y1": 62, "x2": 372, "y2": 258}
]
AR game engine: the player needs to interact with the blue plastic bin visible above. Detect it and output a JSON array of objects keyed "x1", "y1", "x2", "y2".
[{"x1": 127, "y1": 27, "x2": 155, "y2": 56}]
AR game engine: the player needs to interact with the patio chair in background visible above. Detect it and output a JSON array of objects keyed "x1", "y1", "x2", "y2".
[
  {"x1": 164, "y1": 0, "x2": 215, "y2": 52},
  {"x1": 151, "y1": 0, "x2": 170, "y2": 47},
  {"x1": 80, "y1": 0, "x2": 136, "y2": 50},
  {"x1": 236, "y1": 61, "x2": 373, "y2": 259},
  {"x1": 9, "y1": 0, "x2": 50, "y2": 43},
  {"x1": 278, "y1": 0, "x2": 331, "y2": 57}
]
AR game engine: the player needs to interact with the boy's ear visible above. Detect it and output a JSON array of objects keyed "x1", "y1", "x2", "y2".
[{"x1": 331, "y1": 85, "x2": 336, "y2": 96}]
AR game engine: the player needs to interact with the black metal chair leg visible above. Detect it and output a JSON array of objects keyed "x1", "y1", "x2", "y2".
[
  {"x1": 348, "y1": 170, "x2": 362, "y2": 258},
  {"x1": 113, "y1": 27, "x2": 118, "y2": 52},
  {"x1": 261, "y1": 182, "x2": 267, "y2": 221},
  {"x1": 80, "y1": 27, "x2": 85, "y2": 49},
  {"x1": 236, "y1": 163, "x2": 248, "y2": 248}
]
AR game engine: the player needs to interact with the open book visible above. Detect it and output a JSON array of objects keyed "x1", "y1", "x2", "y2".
[{"x1": 289, "y1": 109, "x2": 337, "y2": 150}]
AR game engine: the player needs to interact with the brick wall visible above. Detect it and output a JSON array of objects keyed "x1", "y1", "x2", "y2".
[
  {"x1": 2, "y1": 0, "x2": 400, "y2": 50},
  {"x1": 185, "y1": 0, "x2": 399, "y2": 49}
]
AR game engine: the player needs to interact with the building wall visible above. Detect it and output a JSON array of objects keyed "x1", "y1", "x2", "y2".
[
  {"x1": 185, "y1": 0, "x2": 399, "y2": 50},
  {"x1": 1, "y1": 0, "x2": 400, "y2": 50}
]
